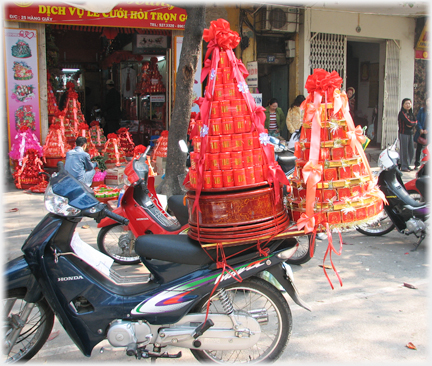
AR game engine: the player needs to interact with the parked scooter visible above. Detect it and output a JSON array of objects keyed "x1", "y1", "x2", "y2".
[
  {"x1": 97, "y1": 142, "x2": 309, "y2": 265},
  {"x1": 97, "y1": 146, "x2": 189, "y2": 264},
  {"x1": 356, "y1": 142, "x2": 428, "y2": 250},
  {"x1": 4, "y1": 162, "x2": 310, "y2": 363}
]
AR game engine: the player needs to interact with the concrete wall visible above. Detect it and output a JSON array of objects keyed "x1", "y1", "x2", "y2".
[{"x1": 299, "y1": 8, "x2": 416, "y2": 102}]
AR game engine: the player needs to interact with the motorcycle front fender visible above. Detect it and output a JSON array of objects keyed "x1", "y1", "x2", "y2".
[
  {"x1": 267, "y1": 263, "x2": 312, "y2": 312},
  {"x1": 5, "y1": 256, "x2": 43, "y2": 303}
]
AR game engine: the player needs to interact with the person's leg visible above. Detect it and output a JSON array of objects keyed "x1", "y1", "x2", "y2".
[
  {"x1": 407, "y1": 135, "x2": 415, "y2": 168},
  {"x1": 84, "y1": 169, "x2": 96, "y2": 187},
  {"x1": 399, "y1": 134, "x2": 409, "y2": 170},
  {"x1": 414, "y1": 142, "x2": 423, "y2": 168}
]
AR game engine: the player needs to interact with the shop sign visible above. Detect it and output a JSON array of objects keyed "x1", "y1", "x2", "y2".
[
  {"x1": 150, "y1": 95, "x2": 165, "y2": 103},
  {"x1": 246, "y1": 61, "x2": 258, "y2": 88},
  {"x1": 4, "y1": 2, "x2": 187, "y2": 30},
  {"x1": 133, "y1": 34, "x2": 167, "y2": 54},
  {"x1": 3, "y1": 28, "x2": 42, "y2": 149},
  {"x1": 251, "y1": 93, "x2": 262, "y2": 107},
  {"x1": 415, "y1": 20, "x2": 428, "y2": 59}
]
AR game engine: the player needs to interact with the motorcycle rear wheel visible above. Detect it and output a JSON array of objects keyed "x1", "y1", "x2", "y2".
[
  {"x1": 4, "y1": 289, "x2": 54, "y2": 363},
  {"x1": 190, "y1": 277, "x2": 292, "y2": 364},
  {"x1": 285, "y1": 235, "x2": 312, "y2": 265},
  {"x1": 97, "y1": 224, "x2": 141, "y2": 265},
  {"x1": 356, "y1": 211, "x2": 396, "y2": 236}
]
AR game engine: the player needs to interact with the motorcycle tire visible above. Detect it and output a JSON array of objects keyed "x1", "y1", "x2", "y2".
[
  {"x1": 97, "y1": 224, "x2": 141, "y2": 265},
  {"x1": 356, "y1": 190, "x2": 423, "y2": 237},
  {"x1": 4, "y1": 289, "x2": 54, "y2": 363},
  {"x1": 356, "y1": 210, "x2": 396, "y2": 236},
  {"x1": 407, "y1": 190, "x2": 424, "y2": 203},
  {"x1": 190, "y1": 277, "x2": 292, "y2": 364},
  {"x1": 285, "y1": 235, "x2": 313, "y2": 265}
]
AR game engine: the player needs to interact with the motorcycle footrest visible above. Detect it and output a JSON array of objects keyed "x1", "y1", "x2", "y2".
[
  {"x1": 193, "y1": 319, "x2": 214, "y2": 339},
  {"x1": 148, "y1": 351, "x2": 182, "y2": 359}
]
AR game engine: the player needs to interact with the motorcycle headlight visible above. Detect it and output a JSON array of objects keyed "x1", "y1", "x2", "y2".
[
  {"x1": 123, "y1": 173, "x2": 131, "y2": 186},
  {"x1": 44, "y1": 186, "x2": 81, "y2": 216}
]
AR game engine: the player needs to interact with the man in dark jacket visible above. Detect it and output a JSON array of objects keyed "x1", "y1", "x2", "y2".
[{"x1": 104, "y1": 79, "x2": 121, "y2": 135}]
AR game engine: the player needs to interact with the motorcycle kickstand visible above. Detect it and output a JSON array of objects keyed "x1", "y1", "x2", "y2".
[{"x1": 411, "y1": 235, "x2": 425, "y2": 251}]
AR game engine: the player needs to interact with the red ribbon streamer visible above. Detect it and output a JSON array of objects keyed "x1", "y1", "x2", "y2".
[{"x1": 322, "y1": 224, "x2": 343, "y2": 289}]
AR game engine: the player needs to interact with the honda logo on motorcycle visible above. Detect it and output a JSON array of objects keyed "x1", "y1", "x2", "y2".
[{"x1": 58, "y1": 275, "x2": 84, "y2": 282}]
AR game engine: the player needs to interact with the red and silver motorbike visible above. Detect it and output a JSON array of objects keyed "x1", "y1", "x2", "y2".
[{"x1": 97, "y1": 146, "x2": 189, "y2": 264}]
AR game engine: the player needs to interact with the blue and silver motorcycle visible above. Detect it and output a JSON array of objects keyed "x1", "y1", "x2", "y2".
[{"x1": 4, "y1": 163, "x2": 310, "y2": 363}]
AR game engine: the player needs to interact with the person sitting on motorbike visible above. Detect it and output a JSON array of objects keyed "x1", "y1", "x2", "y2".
[{"x1": 65, "y1": 136, "x2": 98, "y2": 186}]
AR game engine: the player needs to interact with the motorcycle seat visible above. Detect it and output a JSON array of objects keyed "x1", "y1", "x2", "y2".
[
  {"x1": 135, "y1": 234, "x2": 287, "y2": 266},
  {"x1": 167, "y1": 195, "x2": 189, "y2": 226},
  {"x1": 276, "y1": 151, "x2": 296, "y2": 174},
  {"x1": 135, "y1": 234, "x2": 214, "y2": 265}
]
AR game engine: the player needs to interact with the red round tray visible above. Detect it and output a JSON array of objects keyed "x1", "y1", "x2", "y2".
[{"x1": 184, "y1": 180, "x2": 269, "y2": 192}]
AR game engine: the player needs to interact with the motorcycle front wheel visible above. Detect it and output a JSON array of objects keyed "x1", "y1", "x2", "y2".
[
  {"x1": 97, "y1": 224, "x2": 141, "y2": 265},
  {"x1": 191, "y1": 277, "x2": 292, "y2": 364},
  {"x1": 4, "y1": 289, "x2": 54, "y2": 363}
]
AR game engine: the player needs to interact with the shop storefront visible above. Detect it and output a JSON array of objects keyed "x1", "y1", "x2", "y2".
[{"x1": 4, "y1": 2, "x2": 187, "y2": 153}]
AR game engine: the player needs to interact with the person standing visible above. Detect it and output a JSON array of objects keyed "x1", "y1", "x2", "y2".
[
  {"x1": 104, "y1": 79, "x2": 121, "y2": 135},
  {"x1": 65, "y1": 137, "x2": 98, "y2": 186},
  {"x1": 286, "y1": 95, "x2": 306, "y2": 140},
  {"x1": 398, "y1": 98, "x2": 417, "y2": 172},
  {"x1": 264, "y1": 98, "x2": 285, "y2": 137},
  {"x1": 414, "y1": 96, "x2": 429, "y2": 169},
  {"x1": 347, "y1": 87, "x2": 356, "y2": 120}
]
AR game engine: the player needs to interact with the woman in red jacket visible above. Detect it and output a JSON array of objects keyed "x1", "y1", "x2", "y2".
[{"x1": 398, "y1": 98, "x2": 417, "y2": 172}]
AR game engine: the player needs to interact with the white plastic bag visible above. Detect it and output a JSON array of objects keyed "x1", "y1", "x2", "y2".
[{"x1": 287, "y1": 129, "x2": 300, "y2": 149}]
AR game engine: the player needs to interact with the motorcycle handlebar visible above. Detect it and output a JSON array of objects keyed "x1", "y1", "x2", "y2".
[{"x1": 102, "y1": 208, "x2": 129, "y2": 226}]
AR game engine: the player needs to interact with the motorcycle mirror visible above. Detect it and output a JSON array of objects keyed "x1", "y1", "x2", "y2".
[{"x1": 179, "y1": 140, "x2": 188, "y2": 153}]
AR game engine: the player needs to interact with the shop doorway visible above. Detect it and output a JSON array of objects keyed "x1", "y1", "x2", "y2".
[
  {"x1": 48, "y1": 26, "x2": 171, "y2": 143},
  {"x1": 347, "y1": 40, "x2": 382, "y2": 147}
]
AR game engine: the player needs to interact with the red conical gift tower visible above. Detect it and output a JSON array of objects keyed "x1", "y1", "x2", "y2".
[
  {"x1": 47, "y1": 73, "x2": 59, "y2": 116},
  {"x1": 116, "y1": 127, "x2": 135, "y2": 158},
  {"x1": 13, "y1": 148, "x2": 46, "y2": 189},
  {"x1": 9, "y1": 126, "x2": 43, "y2": 169},
  {"x1": 43, "y1": 123, "x2": 70, "y2": 168},
  {"x1": 288, "y1": 69, "x2": 385, "y2": 232},
  {"x1": 185, "y1": 19, "x2": 289, "y2": 246},
  {"x1": 152, "y1": 130, "x2": 168, "y2": 161},
  {"x1": 103, "y1": 133, "x2": 126, "y2": 167},
  {"x1": 63, "y1": 81, "x2": 85, "y2": 133},
  {"x1": 287, "y1": 69, "x2": 386, "y2": 288},
  {"x1": 89, "y1": 121, "x2": 107, "y2": 149}
]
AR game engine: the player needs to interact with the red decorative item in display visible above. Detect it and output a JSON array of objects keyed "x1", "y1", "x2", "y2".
[
  {"x1": 287, "y1": 68, "x2": 386, "y2": 288},
  {"x1": 152, "y1": 130, "x2": 168, "y2": 158},
  {"x1": 43, "y1": 123, "x2": 69, "y2": 159},
  {"x1": 117, "y1": 127, "x2": 135, "y2": 157},
  {"x1": 13, "y1": 148, "x2": 46, "y2": 189},
  {"x1": 47, "y1": 73, "x2": 59, "y2": 116},
  {"x1": 103, "y1": 133, "x2": 126, "y2": 167},
  {"x1": 9, "y1": 125, "x2": 43, "y2": 166},
  {"x1": 89, "y1": 120, "x2": 107, "y2": 147},
  {"x1": 137, "y1": 58, "x2": 166, "y2": 94},
  {"x1": 185, "y1": 19, "x2": 291, "y2": 260}
]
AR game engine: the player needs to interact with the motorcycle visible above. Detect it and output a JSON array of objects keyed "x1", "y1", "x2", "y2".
[
  {"x1": 356, "y1": 143, "x2": 428, "y2": 250},
  {"x1": 4, "y1": 162, "x2": 311, "y2": 363},
  {"x1": 97, "y1": 145, "x2": 189, "y2": 265},
  {"x1": 97, "y1": 141, "x2": 313, "y2": 266}
]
